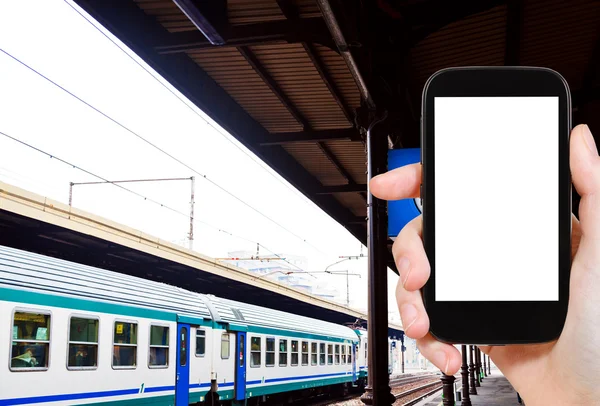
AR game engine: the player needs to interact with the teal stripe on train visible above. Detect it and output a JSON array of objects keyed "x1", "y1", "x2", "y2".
[
  {"x1": 0, "y1": 286, "x2": 209, "y2": 325},
  {"x1": 247, "y1": 375, "x2": 352, "y2": 397},
  {"x1": 0, "y1": 287, "x2": 356, "y2": 343},
  {"x1": 84, "y1": 394, "x2": 174, "y2": 406}
]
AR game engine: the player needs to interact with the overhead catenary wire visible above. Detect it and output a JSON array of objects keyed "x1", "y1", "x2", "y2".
[
  {"x1": 62, "y1": 0, "x2": 320, "y2": 212},
  {"x1": 0, "y1": 47, "x2": 324, "y2": 255},
  {"x1": 0, "y1": 129, "x2": 310, "y2": 273}
]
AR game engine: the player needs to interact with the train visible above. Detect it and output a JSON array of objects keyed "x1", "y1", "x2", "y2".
[{"x1": 0, "y1": 244, "x2": 391, "y2": 405}]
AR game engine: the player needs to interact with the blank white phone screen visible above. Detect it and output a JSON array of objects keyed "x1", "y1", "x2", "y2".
[{"x1": 434, "y1": 97, "x2": 558, "y2": 301}]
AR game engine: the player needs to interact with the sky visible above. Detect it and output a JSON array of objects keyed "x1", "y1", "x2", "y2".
[{"x1": 0, "y1": 0, "x2": 401, "y2": 321}]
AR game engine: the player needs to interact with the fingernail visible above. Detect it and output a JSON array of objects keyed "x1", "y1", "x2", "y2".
[
  {"x1": 582, "y1": 125, "x2": 597, "y2": 155},
  {"x1": 432, "y1": 350, "x2": 449, "y2": 375},
  {"x1": 400, "y1": 303, "x2": 418, "y2": 332},
  {"x1": 397, "y1": 257, "x2": 411, "y2": 288}
]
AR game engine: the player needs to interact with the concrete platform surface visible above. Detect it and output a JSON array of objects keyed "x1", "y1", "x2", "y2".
[{"x1": 414, "y1": 371, "x2": 522, "y2": 406}]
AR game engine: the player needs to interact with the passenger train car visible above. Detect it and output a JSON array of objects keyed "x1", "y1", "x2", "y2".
[{"x1": 0, "y1": 245, "x2": 370, "y2": 405}]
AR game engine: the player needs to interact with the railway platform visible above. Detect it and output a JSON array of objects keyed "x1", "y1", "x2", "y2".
[{"x1": 415, "y1": 371, "x2": 520, "y2": 406}]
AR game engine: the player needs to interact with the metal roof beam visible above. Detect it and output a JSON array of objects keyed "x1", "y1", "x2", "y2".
[
  {"x1": 317, "y1": 142, "x2": 368, "y2": 203},
  {"x1": 155, "y1": 18, "x2": 335, "y2": 54},
  {"x1": 73, "y1": 0, "x2": 367, "y2": 244},
  {"x1": 317, "y1": 142, "x2": 356, "y2": 184},
  {"x1": 238, "y1": 46, "x2": 310, "y2": 130},
  {"x1": 258, "y1": 129, "x2": 359, "y2": 145},
  {"x1": 172, "y1": 0, "x2": 227, "y2": 46},
  {"x1": 303, "y1": 43, "x2": 354, "y2": 123},
  {"x1": 314, "y1": 184, "x2": 367, "y2": 194},
  {"x1": 409, "y1": 0, "x2": 505, "y2": 45},
  {"x1": 504, "y1": 0, "x2": 523, "y2": 65},
  {"x1": 276, "y1": 0, "x2": 299, "y2": 20}
]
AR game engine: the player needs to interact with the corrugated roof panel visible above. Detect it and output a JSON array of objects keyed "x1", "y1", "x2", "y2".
[
  {"x1": 295, "y1": 0, "x2": 321, "y2": 18},
  {"x1": 283, "y1": 142, "x2": 349, "y2": 186},
  {"x1": 228, "y1": 0, "x2": 286, "y2": 25},
  {"x1": 134, "y1": 0, "x2": 196, "y2": 32},
  {"x1": 410, "y1": 5, "x2": 507, "y2": 86},
  {"x1": 520, "y1": 0, "x2": 600, "y2": 91},
  {"x1": 189, "y1": 47, "x2": 302, "y2": 133},
  {"x1": 313, "y1": 44, "x2": 362, "y2": 112},
  {"x1": 332, "y1": 193, "x2": 366, "y2": 217},
  {"x1": 322, "y1": 140, "x2": 366, "y2": 184},
  {"x1": 249, "y1": 43, "x2": 351, "y2": 130}
]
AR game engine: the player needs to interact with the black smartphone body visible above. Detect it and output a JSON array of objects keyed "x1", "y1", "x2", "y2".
[{"x1": 421, "y1": 67, "x2": 571, "y2": 344}]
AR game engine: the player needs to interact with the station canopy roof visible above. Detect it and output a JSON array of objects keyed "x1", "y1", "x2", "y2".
[{"x1": 73, "y1": 0, "x2": 600, "y2": 270}]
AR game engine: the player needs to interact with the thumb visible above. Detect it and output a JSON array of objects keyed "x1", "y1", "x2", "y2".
[{"x1": 570, "y1": 124, "x2": 600, "y2": 242}]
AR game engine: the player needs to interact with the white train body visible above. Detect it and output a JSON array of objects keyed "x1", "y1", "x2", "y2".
[{"x1": 0, "y1": 245, "x2": 368, "y2": 405}]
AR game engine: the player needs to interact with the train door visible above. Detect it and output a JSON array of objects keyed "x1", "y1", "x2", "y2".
[
  {"x1": 176, "y1": 324, "x2": 190, "y2": 405},
  {"x1": 235, "y1": 332, "x2": 247, "y2": 401}
]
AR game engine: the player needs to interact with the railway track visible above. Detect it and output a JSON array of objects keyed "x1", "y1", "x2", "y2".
[{"x1": 394, "y1": 380, "x2": 443, "y2": 405}]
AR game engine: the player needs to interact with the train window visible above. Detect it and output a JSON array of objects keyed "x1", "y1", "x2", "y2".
[
  {"x1": 279, "y1": 339, "x2": 287, "y2": 366},
  {"x1": 291, "y1": 340, "x2": 298, "y2": 366},
  {"x1": 341, "y1": 344, "x2": 346, "y2": 364},
  {"x1": 365, "y1": 342, "x2": 367, "y2": 362},
  {"x1": 327, "y1": 344, "x2": 333, "y2": 365},
  {"x1": 113, "y1": 321, "x2": 137, "y2": 368},
  {"x1": 311, "y1": 342, "x2": 317, "y2": 365},
  {"x1": 11, "y1": 311, "x2": 51, "y2": 370},
  {"x1": 221, "y1": 333, "x2": 230, "y2": 359},
  {"x1": 250, "y1": 337, "x2": 261, "y2": 367},
  {"x1": 149, "y1": 325, "x2": 169, "y2": 368},
  {"x1": 195, "y1": 329, "x2": 205, "y2": 357},
  {"x1": 239, "y1": 335, "x2": 244, "y2": 367},
  {"x1": 301, "y1": 341, "x2": 308, "y2": 366},
  {"x1": 266, "y1": 338, "x2": 275, "y2": 366},
  {"x1": 319, "y1": 343, "x2": 325, "y2": 365},
  {"x1": 67, "y1": 316, "x2": 98, "y2": 369},
  {"x1": 335, "y1": 344, "x2": 340, "y2": 364},
  {"x1": 180, "y1": 327, "x2": 188, "y2": 367},
  {"x1": 347, "y1": 345, "x2": 352, "y2": 364}
]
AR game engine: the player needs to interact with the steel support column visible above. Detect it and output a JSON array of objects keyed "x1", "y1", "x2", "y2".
[
  {"x1": 488, "y1": 355, "x2": 492, "y2": 374},
  {"x1": 400, "y1": 335, "x2": 405, "y2": 374},
  {"x1": 460, "y1": 345, "x2": 472, "y2": 406},
  {"x1": 475, "y1": 347, "x2": 482, "y2": 386},
  {"x1": 441, "y1": 374, "x2": 456, "y2": 406},
  {"x1": 483, "y1": 352, "x2": 487, "y2": 377},
  {"x1": 469, "y1": 345, "x2": 478, "y2": 395},
  {"x1": 360, "y1": 111, "x2": 394, "y2": 406}
]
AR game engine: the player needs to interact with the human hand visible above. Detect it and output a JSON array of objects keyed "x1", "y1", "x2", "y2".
[{"x1": 370, "y1": 124, "x2": 598, "y2": 405}]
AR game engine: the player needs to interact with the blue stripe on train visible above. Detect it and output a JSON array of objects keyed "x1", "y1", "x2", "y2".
[
  {"x1": 1, "y1": 372, "x2": 354, "y2": 404},
  {"x1": 247, "y1": 371, "x2": 352, "y2": 385},
  {"x1": 0, "y1": 388, "x2": 143, "y2": 406}
]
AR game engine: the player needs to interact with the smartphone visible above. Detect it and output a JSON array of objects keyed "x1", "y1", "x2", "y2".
[{"x1": 421, "y1": 67, "x2": 571, "y2": 344}]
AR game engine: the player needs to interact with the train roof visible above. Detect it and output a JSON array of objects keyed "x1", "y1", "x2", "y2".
[
  {"x1": 207, "y1": 295, "x2": 358, "y2": 341},
  {"x1": 0, "y1": 245, "x2": 357, "y2": 341},
  {"x1": 0, "y1": 244, "x2": 213, "y2": 319}
]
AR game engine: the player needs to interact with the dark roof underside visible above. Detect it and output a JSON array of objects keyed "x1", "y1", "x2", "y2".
[{"x1": 71, "y1": 0, "x2": 600, "y2": 271}]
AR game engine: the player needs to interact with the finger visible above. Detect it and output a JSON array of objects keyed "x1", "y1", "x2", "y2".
[
  {"x1": 416, "y1": 333, "x2": 462, "y2": 375},
  {"x1": 392, "y1": 216, "x2": 430, "y2": 291},
  {"x1": 571, "y1": 213, "x2": 581, "y2": 260},
  {"x1": 370, "y1": 163, "x2": 421, "y2": 200},
  {"x1": 396, "y1": 278, "x2": 429, "y2": 339},
  {"x1": 570, "y1": 124, "x2": 600, "y2": 242}
]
